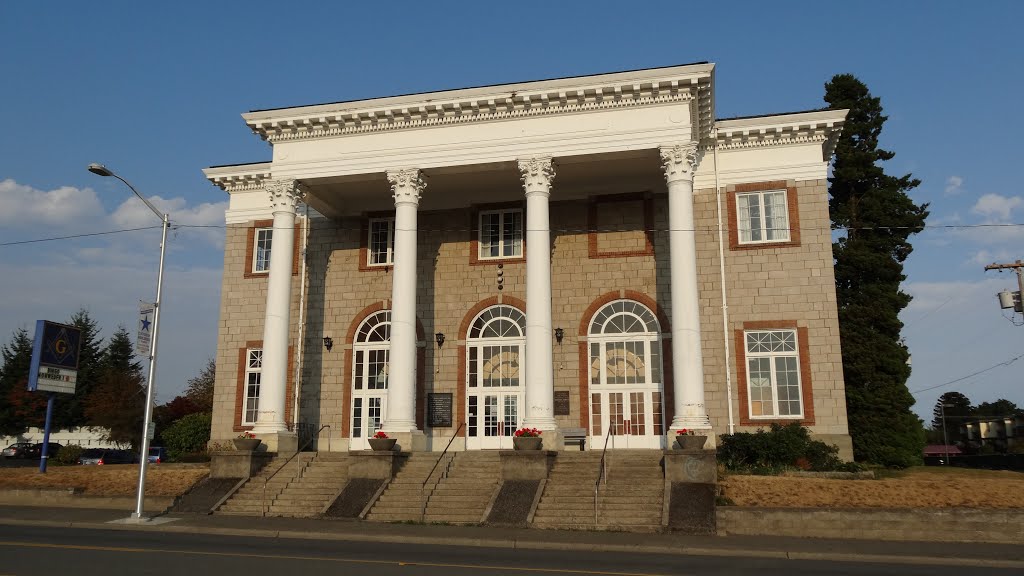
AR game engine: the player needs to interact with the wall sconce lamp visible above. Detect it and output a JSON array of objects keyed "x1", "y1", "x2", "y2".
[
  {"x1": 554, "y1": 327, "x2": 564, "y2": 344},
  {"x1": 435, "y1": 332, "x2": 445, "y2": 348},
  {"x1": 323, "y1": 336, "x2": 333, "y2": 352}
]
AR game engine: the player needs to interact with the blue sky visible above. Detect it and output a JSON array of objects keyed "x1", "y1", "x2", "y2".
[{"x1": 2, "y1": 1, "x2": 1022, "y2": 421}]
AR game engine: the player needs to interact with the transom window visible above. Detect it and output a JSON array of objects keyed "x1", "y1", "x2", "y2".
[
  {"x1": 588, "y1": 300, "x2": 662, "y2": 386},
  {"x1": 243, "y1": 348, "x2": 262, "y2": 425},
  {"x1": 745, "y1": 329, "x2": 803, "y2": 418},
  {"x1": 253, "y1": 228, "x2": 273, "y2": 272},
  {"x1": 353, "y1": 311, "x2": 390, "y2": 391},
  {"x1": 737, "y1": 190, "x2": 790, "y2": 244},
  {"x1": 467, "y1": 305, "x2": 525, "y2": 389},
  {"x1": 367, "y1": 217, "x2": 395, "y2": 266},
  {"x1": 479, "y1": 209, "x2": 523, "y2": 260}
]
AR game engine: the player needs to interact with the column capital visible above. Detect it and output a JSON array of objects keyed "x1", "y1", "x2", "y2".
[
  {"x1": 518, "y1": 157, "x2": 556, "y2": 195},
  {"x1": 659, "y1": 144, "x2": 699, "y2": 184},
  {"x1": 387, "y1": 169, "x2": 426, "y2": 206},
  {"x1": 265, "y1": 179, "x2": 306, "y2": 213}
]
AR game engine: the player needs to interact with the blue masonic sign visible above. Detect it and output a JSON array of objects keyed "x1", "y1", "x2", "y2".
[{"x1": 40, "y1": 321, "x2": 81, "y2": 370}]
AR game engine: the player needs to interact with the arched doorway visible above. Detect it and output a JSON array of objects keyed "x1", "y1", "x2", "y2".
[
  {"x1": 465, "y1": 305, "x2": 525, "y2": 449},
  {"x1": 349, "y1": 310, "x2": 390, "y2": 450}
]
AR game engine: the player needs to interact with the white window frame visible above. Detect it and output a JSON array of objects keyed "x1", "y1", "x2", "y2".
[
  {"x1": 744, "y1": 329, "x2": 804, "y2": 419},
  {"x1": 351, "y1": 311, "x2": 391, "y2": 439},
  {"x1": 242, "y1": 348, "x2": 262, "y2": 425},
  {"x1": 736, "y1": 189, "x2": 790, "y2": 245},
  {"x1": 252, "y1": 227, "x2": 273, "y2": 273},
  {"x1": 478, "y1": 208, "x2": 523, "y2": 260},
  {"x1": 367, "y1": 217, "x2": 395, "y2": 267}
]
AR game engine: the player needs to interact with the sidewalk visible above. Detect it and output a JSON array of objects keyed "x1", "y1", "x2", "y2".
[{"x1": 0, "y1": 505, "x2": 1020, "y2": 569}]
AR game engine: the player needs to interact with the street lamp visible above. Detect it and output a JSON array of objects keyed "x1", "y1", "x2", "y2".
[
  {"x1": 941, "y1": 403, "x2": 954, "y2": 466},
  {"x1": 88, "y1": 163, "x2": 168, "y2": 520}
]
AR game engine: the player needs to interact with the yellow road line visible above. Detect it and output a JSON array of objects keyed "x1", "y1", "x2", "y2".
[{"x1": 0, "y1": 541, "x2": 675, "y2": 576}]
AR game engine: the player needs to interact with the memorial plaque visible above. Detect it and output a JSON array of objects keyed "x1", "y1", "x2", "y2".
[
  {"x1": 427, "y1": 393, "x2": 453, "y2": 427},
  {"x1": 553, "y1": 390, "x2": 571, "y2": 416}
]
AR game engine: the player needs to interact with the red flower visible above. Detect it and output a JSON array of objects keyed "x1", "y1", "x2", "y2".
[
  {"x1": 373, "y1": 431, "x2": 389, "y2": 439},
  {"x1": 514, "y1": 427, "x2": 542, "y2": 438}
]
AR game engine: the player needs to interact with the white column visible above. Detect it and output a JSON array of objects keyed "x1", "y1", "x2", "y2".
[
  {"x1": 253, "y1": 179, "x2": 304, "y2": 434},
  {"x1": 383, "y1": 168, "x2": 425, "y2": 433},
  {"x1": 518, "y1": 157, "x2": 558, "y2": 430},
  {"x1": 659, "y1": 144, "x2": 711, "y2": 432}
]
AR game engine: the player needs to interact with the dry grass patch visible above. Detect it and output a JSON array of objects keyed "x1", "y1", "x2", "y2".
[
  {"x1": 721, "y1": 466, "x2": 1024, "y2": 508},
  {"x1": 0, "y1": 464, "x2": 208, "y2": 497}
]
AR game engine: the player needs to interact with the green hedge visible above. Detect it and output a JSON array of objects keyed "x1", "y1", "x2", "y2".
[
  {"x1": 53, "y1": 444, "x2": 83, "y2": 466},
  {"x1": 718, "y1": 423, "x2": 863, "y2": 474},
  {"x1": 161, "y1": 412, "x2": 212, "y2": 460}
]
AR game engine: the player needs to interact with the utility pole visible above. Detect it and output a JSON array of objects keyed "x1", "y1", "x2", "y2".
[{"x1": 984, "y1": 260, "x2": 1024, "y2": 313}]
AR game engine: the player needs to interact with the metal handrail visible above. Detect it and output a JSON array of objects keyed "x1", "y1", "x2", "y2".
[
  {"x1": 421, "y1": 422, "x2": 466, "y2": 521},
  {"x1": 594, "y1": 426, "x2": 614, "y2": 526},
  {"x1": 262, "y1": 424, "x2": 330, "y2": 517}
]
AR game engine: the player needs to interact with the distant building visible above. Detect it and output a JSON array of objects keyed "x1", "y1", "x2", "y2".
[
  {"x1": 963, "y1": 415, "x2": 1024, "y2": 452},
  {"x1": 0, "y1": 427, "x2": 119, "y2": 449},
  {"x1": 203, "y1": 62, "x2": 853, "y2": 457}
]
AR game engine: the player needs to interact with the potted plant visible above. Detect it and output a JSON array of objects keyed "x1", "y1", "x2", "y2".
[
  {"x1": 513, "y1": 427, "x2": 543, "y2": 450},
  {"x1": 675, "y1": 428, "x2": 707, "y2": 451},
  {"x1": 368, "y1": 430, "x2": 397, "y2": 451},
  {"x1": 233, "y1": 431, "x2": 261, "y2": 451}
]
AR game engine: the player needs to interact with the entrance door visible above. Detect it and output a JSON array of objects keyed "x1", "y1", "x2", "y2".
[
  {"x1": 590, "y1": 390, "x2": 664, "y2": 449},
  {"x1": 350, "y1": 310, "x2": 391, "y2": 451},
  {"x1": 465, "y1": 305, "x2": 526, "y2": 450},
  {"x1": 350, "y1": 394, "x2": 386, "y2": 450}
]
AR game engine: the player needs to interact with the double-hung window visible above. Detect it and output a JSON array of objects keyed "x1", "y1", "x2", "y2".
[
  {"x1": 737, "y1": 190, "x2": 789, "y2": 244},
  {"x1": 744, "y1": 330, "x2": 802, "y2": 418},
  {"x1": 479, "y1": 209, "x2": 523, "y2": 260},
  {"x1": 367, "y1": 217, "x2": 395, "y2": 266},
  {"x1": 253, "y1": 228, "x2": 273, "y2": 273},
  {"x1": 243, "y1": 348, "x2": 263, "y2": 425}
]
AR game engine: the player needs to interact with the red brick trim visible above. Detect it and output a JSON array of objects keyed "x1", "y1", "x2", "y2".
[
  {"x1": 457, "y1": 344, "x2": 467, "y2": 434},
  {"x1": 662, "y1": 339, "x2": 675, "y2": 428},
  {"x1": 340, "y1": 301, "x2": 425, "y2": 438},
  {"x1": 577, "y1": 290, "x2": 670, "y2": 336},
  {"x1": 234, "y1": 340, "x2": 294, "y2": 432},
  {"x1": 578, "y1": 341, "x2": 590, "y2": 429},
  {"x1": 734, "y1": 321, "x2": 815, "y2": 426},
  {"x1": 726, "y1": 181, "x2": 801, "y2": 251},
  {"x1": 587, "y1": 192, "x2": 654, "y2": 259},
  {"x1": 243, "y1": 219, "x2": 302, "y2": 278},
  {"x1": 469, "y1": 201, "x2": 527, "y2": 266},
  {"x1": 358, "y1": 211, "x2": 395, "y2": 272}
]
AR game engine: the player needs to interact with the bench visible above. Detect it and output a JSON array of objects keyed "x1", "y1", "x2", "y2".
[{"x1": 562, "y1": 427, "x2": 587, "y2": 451}]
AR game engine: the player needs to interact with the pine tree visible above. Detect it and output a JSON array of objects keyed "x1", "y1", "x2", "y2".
[
  {"x1": 826, "y1": 74, "x2": 929, "y2": 467},
  {"x1": 84, "y1": 326, "x2": 145, "y2": 447},
  {"x1": 52, "y1": 309, "x2": 104, "y2": 429},
  {"x1": 930, "y1": 391, "x2": 972, "y2": 444},
  {"x1": 185, "y1": 358, "x2": 215, "y2": 412},
  {"x1": 0, "y1": 328, "x2": 45, "y2": 435}
]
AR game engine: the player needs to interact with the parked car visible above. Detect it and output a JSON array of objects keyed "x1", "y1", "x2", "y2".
[
  {"x1": 2, "y1": 443, "x2": 34, "y2": 459},
  {"x1": 29, "y1": 442, "x2": 63, "y2": 459},
  {"x1": 78, "y1": 449, "x2": 138, "y2": 465},
  {"x1": 147, "y1": 447, "x2": 168, "y2": 464}
]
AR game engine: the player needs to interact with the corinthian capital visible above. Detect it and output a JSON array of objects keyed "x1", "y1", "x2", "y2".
[
  {"x1": 659, "y1": 144, "x2": 699, "y2": 184},
  {"x1": 518, "y1": 157, "x2": 556, "y2": 196},
  {"x1": 265, "y1": 179, "x2": 306, "y2": 212},
  {"x1": 386, "y1": 168, "x2": 426, "y2": 206}
]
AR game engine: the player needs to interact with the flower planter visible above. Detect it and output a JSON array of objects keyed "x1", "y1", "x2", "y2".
[
  {"x1": 676, "y1": 435, "x2": 707, "y2": 450},
  {"x1": 233, "y1": 438, "x2": 261, "y2": 451},
  {"x1": 513, "y1": 436, "x2": 543, "y2": 451},
  {"x1": 368, "y1": 438, "x2": 397, "y2": 451}
]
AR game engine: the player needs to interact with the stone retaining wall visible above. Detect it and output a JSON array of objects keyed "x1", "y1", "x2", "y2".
[
  {"x1": 717, "y1": 507, "x2": 1024, "y2": 544},
  {"x1": 0, "y1": 488, "x2": 175, "y2": 512}
]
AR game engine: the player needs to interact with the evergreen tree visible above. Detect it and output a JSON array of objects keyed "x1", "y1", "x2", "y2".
[
  {"x1": 84, "y1": 326, "x2": 145, "y2": 447},
  {"x1": 184, "y1": 358, "x2": 215, "y2": 412},
  {"x1": 825, "y1": 74, "x2": 929, "y2": 467},
  {"x1": 0, "y1": 328, "x2": 45, "y2": 435},
  {"x1": 101, "y1": 325, "x2": 143, "y2": 378},
  {"x1": 930, "y1": 391, "x2": 972, "y2": 444},
  {"x1": 52, "y1": 309, "x2": 104, "y2": 429},
  {"x1": 973, "y1": 399, "x2": 1022, "y2": 419}
]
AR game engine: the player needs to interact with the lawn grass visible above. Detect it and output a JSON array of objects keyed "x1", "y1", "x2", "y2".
[{"x1": 0, "y1": 463, "x2": 208, "y2": 497}]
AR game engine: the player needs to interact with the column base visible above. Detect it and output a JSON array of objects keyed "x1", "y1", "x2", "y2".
[
  {"x1": 256, "y1": 431, "x2": 298, "y2": 455},
  {"x1": 389, "y1": 429, "x2": 427, "y2": 452}
]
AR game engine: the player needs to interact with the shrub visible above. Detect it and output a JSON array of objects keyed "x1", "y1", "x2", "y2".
[
  {"x1": 54, "y1": 444, "x2": 83, "y2": 466},
  {"x1": 718, "y1": 423, "x2": 860, "y2": 473},
  {"x1": 161, "y1": 412, "x2": 212, "y2": 460}
]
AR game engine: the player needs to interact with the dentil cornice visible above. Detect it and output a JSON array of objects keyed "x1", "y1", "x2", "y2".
[
  {"x1": 659, "y1": 144, "x2": 699, "y2": 183},
  {"x1": 387, "y1": 169, "x2": 426, "y2": 206},
  {"x1": 265, "y1": 179, "x2": 306, "y2": 212},
  {"x1": 518, "y1": 157, "x2": 556, "y2": 195}
]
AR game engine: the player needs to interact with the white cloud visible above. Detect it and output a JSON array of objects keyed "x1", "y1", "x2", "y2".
[
  {"x1": 944, "y1": 175, "x2": 964, "y2": 196},
  {"x1": 971, "y1": 193, "x2": 1022, "y2": 221},
  {"x1": 0, "y1": 179, "x2": 105, "y2": 228}
]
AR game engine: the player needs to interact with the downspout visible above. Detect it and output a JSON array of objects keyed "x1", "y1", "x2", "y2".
[
  {"x1": 292, "y1": 205, "x2": 310, "y2": 435},
  {"x1": 713, "y1": 128, "x2": 735, "y2": 435}
]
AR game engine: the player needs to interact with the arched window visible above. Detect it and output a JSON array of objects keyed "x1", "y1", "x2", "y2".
[
  {"x1": 587, "y1": 300, "x2": 664, "y2": 443},
  {"x1": 351, "y1": 310, "x2": 390, "y2": 444},
  {"x1": 466, "y1": 305, "x2": 525, "y2": 448}
]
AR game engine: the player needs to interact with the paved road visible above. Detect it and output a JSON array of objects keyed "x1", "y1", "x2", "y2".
[{"x1": 0, "y1": 524, "x2": 1018, "y2": 576}]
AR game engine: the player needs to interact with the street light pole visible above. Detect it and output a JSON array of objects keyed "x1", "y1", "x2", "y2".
[
  {"x1": 941, "y1": 403, "x2": 953, "y2": 466},
  {"x1": 87, "y1": 163, "x2": 168, "y2": 520}
]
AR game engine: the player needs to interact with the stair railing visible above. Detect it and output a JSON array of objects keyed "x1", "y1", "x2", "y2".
[
  {"x1": 262, "y1": 424, "x2": 330, "y2": 517},
  {"x1": 421, "y1": 422, "x2": 465, "y2": 522},
  {"x1": 594, "y1": 426, "x2": 614, "y2": 526}
]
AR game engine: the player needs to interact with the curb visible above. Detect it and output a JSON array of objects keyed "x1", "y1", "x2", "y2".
[{"x1": 1, "y1": 517, "x2": 1022, "y2": 569}]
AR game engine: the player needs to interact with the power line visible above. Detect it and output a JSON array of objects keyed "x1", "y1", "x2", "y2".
[
  {"x1": 911, "y1": 352, "x2": 1024, "y2": 394},
  {"x1": 0, "y1": 226, "x2": 162, "y2": 247}
]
